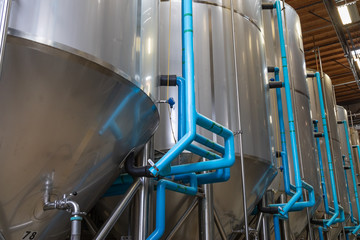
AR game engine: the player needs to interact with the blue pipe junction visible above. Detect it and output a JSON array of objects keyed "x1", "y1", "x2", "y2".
[{"x1": 148, "y1": 0, "x2": 235, "y2": 178}]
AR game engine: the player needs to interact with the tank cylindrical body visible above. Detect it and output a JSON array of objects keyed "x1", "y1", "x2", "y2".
[
  {"x1": 263, "y1": 4, "x2": 321, "y2": 237},
  {"x1": 0, "y1": 1, "x2": 159, "y2": 239},
  {"x1": 337, "y1": 106, "x2": 358, "y2": 223},
  {"x1": 156, "y1": 0, "x2": 276, "y2": 237},
  {"x1": 307, "y1": 72, "x2": 350, "y2": 238},
  {"x1": 350, "y1": 127, "x2": 360, "y2": 179},
  {"x1": 351, "y1": 128, "x2": 360, "y2": 146}
]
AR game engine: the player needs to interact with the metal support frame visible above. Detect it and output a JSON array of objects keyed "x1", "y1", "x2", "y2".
[
  {"x1": 165, "y1": 197, "x2": 199, "y2": 240},
  {"x1": 94, "y1": 179, "x2": 142, "y2": 240},
  {"x1": 133, "y1": 142, "x2": 154, "y2": 240},
  {"x1": 322, "y1": 0, "x2": 360, "y2": 89},
  {"x1": 214, "y1": 208, "x2": 227, "y2": 240},
  {"x1": 200, "y1": 171, "x2": 214, "y2": 239}
]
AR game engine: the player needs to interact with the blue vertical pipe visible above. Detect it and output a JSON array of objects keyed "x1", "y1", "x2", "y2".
[
  {"x1": 273, "y1": 0, "x2": 304, "y2": 216},
  {"x1": 314, "y1": 72, "x2": 341, "y2": 227},
  {"x1": 343, "y1": 155, "x2": 356, "y2": 223},
  {"x1": 147, "y1": 174, "x2": 198, "y2": 240},
  {"x1": 177, "y1": 77, "x2": 186, "y2": 139},
  {"x1": 313, "y1": 121, "x2": 330, "y2": 214},
  {"x1": 346, "y1": 233, "x2": 350, "y2": 240},
  {"x1": 318, "y1": 227, "x2": 324, "y2": 240},
  {"x1": 273, "y1": 70, "x2": 293, "y2": 196},
  {"x1": 340, "y1": 120, "x2": 360, "y2": 234},
  {"x1": 148, "y1": 0, "x2": 235, "y2": 177},
  {"x1": 273, "y1": 215, "x2": 281, "y2": 240}
]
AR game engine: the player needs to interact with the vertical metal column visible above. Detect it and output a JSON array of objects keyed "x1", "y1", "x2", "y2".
[
  {"x1": 229, "y1": 0, "x2": 248, "y2": 237},
  {"x1": 133, "y1": 141, "x2": 154, "y2": 240},
  {"x1": 0, "y1": 0, "x2": 11, "y2": 76},
  {"x1": 200, "y1": 182, "x2": 214, "y2": 239}
]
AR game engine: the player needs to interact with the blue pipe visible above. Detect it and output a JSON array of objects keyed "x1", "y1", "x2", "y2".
[
  {"x1": 148, "y1": 0, "x2": 235, "y2": 177},
  {"x1": 273, "y1": 215, "x2": 281, "y2": 240},
  {"x1": 314, "y1": 72, "x2": 342, "y2": 227},
  {"x1": 313, "y1": 120, "x2": 330, "y2": 214},
  {"x1": 346, "y1": 232, "x2": 350, "y2": 240},
  {"x1": 272, "y1": 0, "x2": 311, "y2": 216},
  {"x1": 177, "y1": 77, "x2": 225, "y2": 156},
  {"x1": 147, "y1": 165, "x2": 230, "y2": 239},
  {"x1": 269, "y1": 181, "x2": 315, "y2": 214},
  {"x1": 343, "y1": 155, "x2": 356, "y2": 224},
  {"x1": 176, "y1": 76, "x2": 230, "y2": 182},
  {"x1": 147, "y1": 174, "x2": 198, "y2": 240},
  {"x1": 339, "y1": 120, "x2": 360, "y2": 235},
  {"x1": 318, "y1": 227, "x2": 324, "y2": 240},
  {"x1": 271, "y1": 69, "x2": 294, "y2": 196}
]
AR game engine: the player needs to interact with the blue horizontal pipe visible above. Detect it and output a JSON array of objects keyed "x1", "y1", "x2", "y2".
[
  {"x1": 177, "y1": 77, "x2": 224, "y2": 158},
  {"x1": 269, "y1": 180, "x2": 315, "y2": 214},
  {"x1": 176, "y1": 76, "x2": 230, "y2": 181},
  {"x1": 195, "y1": 134, "x2": 225, "y2": 155}
]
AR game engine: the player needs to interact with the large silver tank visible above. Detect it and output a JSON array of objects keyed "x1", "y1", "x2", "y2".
[
  {"x1": 263, "y1": 4, "x2": 322, "y2": 237},
  {"x1": 351, "y1": 128, "x2": 360, "y2": 146},
  {"x1": 0, "y1": 1, "x2": 159, "y2": 239},
  {"x1": 337, "y1": 106, "x2": 358, "y2": 223},
  {"x1": 307, "y1": 72, "x2": 350, "y2": 239},
  {"x1": 350, "y1": 127, "x2": 360, "y2": 179},
  {"x1": 156, "y1": 0, "x2": 276, "y2": 238}
]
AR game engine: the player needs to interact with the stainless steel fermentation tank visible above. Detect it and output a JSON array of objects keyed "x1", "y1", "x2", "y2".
[
  {"x1": 263, "y1": 4, "x2": 322, "y2": 237},
  {"x1": 156, "y1": 0, "x2": 276, "y2": 238},
  {"x1": 350, "y1": 127, "x2": 360, "y2": 178},
  {"x1": 0, "y1": 1, "x2": 159, "y2": 239},
  {"x1": 307, "y1": 72, "x2": 350, "y2": 239},
  {"x1": 337, "y1": 106, "x2": 357, "y2": 224}
]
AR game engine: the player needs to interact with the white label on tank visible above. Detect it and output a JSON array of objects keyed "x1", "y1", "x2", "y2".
[{"x1": 21, "y1": 231, "x2": 37, "y2": 240}]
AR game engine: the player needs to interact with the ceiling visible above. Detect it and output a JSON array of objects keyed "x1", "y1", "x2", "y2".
[{"x1": 286, "y1": 0, "x2": 360, "y2": 107}]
